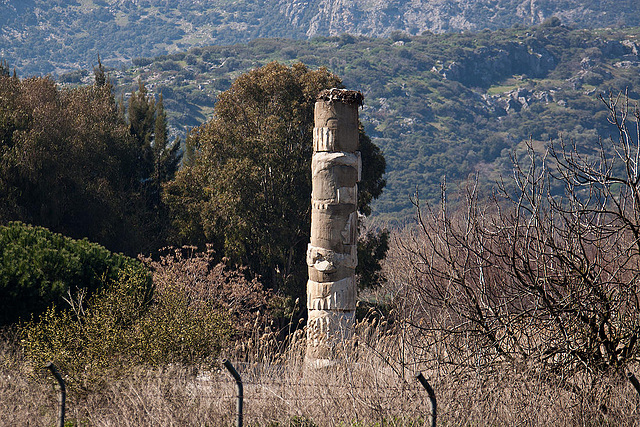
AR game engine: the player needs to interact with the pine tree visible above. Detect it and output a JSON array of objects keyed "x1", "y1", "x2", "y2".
[
  {"x1": 0, "y1": 60, "x2": 9, "y2": 77},
  {"x1": 151, "y1": 93, "x2": 181, "y2": 202},
  {"x1": 94, "y1": 55, "x2": 107, "y2": 87},
  {"x1": 125, "y1": 82, "x2": 181, "y2": 251},
  {"x1": 154, "y1": 93, "x2": 168, "y2": 159},
  {"x1": 128, "y1": 80, "x2": 156, "y2": 183},
  {"x1": 153, "y1": 93, "x2": 180, "y2": 183},
  {"x1": 127, "y1": 82, "x2": 181, "y2": 187},
  {"x1": 128, "y1": 80, "x2": 156, "y2": 148},
  {"x1": 182, "y1": 131, "x2": 196, "y2": 168}
]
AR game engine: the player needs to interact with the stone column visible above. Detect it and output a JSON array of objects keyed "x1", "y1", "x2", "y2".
[{"x1": 307, "y1": 89, "x2": 363, "y2": 364}]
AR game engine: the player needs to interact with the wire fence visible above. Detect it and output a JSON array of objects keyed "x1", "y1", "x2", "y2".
[
  {"x1": 41, "y1": 359, "x2": 438, "y2": 426},
  {"x1": 36, "y1": 359, "x2": 640, "y2": 426}
]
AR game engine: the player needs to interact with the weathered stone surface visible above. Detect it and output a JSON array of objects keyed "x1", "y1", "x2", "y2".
[
  {"x1": 308, "y1": 263, "x2": 354, "y2": 284},
  {"x1": 341, "y1": 211, "x2": 357, "y2": 245},
  {"x1": 307, "y1": 277, "x2": 356, "y2": 310},
  {"x1": 311, "y1": 151, "x2": 360, "y2": 203},
  {"x1": 311, "y1": 151, "x2": 361, "y2": 176},
  {"x1": 310, "y1": 204, "x2": 357, "y2": 250},
  {"x1": 313, "y1": 100, "x2": 359, "y2": 153},
  {"x1": 312, "y1": 179, "x2": 358, "y2": 205},
  {"x1": 307, "y1": 243, "x2": 357, "y2": 271},
  {"x1": 313, "y1": 127, "x2": 336, "y2": 152},
  {"x1": 307, "y1": 90, "x2": 362, "y2": 364}
]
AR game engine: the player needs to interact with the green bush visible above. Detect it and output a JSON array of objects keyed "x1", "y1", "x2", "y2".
[
  {"x1": 19, "y1": 248, "x2": 278, "y2": 388},
  {"x1": 0, "y1": 221, "x2": 147, "y2": 326},
  {"x1": 20, "y1": 263, "x2": 233, "y2": 388}
]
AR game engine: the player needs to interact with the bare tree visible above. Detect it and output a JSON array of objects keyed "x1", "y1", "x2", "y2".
[{"x1": 399, "y1": 93, "x2": 640, "y2": 381}]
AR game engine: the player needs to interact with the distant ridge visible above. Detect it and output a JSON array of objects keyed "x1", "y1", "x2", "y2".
[{"x1": 1, "y1": 0, "x2": 640, "y2": 75}]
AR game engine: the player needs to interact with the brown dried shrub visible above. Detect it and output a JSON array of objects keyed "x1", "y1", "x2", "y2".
[{"x1": 144, "y1": 246, "x2": 276, "y2": 340}]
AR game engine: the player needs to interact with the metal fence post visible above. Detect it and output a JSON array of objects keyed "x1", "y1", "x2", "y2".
[
  {"x1": 416, "y1": 372, "x2": 436, "y2": 427},
  {"x1": 627, "y1": 372, "x2": 640, "y2": 397},
  {"x1": 223, "y1": 359, "x2": 243, "y2": 427},
  {"x1": 45, "y1": 362, "x2": 66, "y2": 427}
]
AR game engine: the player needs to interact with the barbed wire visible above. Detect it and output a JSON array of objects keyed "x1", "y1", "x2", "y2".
[
  {"x1": 197, "y1": 378, "x2": 425, "y2": 389},
  {"x1": 106, "y1": 389, "x2": 428, "y2": 403},
  {"x1": 101, "y1": 372, "x2": 433, "y2": 390},
  {"x1": 37, "y1": 375, "x2": 431, "y2": 394}
]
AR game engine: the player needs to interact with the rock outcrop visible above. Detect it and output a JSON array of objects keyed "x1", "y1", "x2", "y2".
[
  {"x1": 440, "y1": 42, "x2": 556, "y2": 87},
  {"x1": 277, "y1": 0, "x2": 640, "y2": 38}
]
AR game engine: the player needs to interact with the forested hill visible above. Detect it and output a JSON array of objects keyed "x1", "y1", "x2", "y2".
[
  {"x1": 1, "y1": 0, "x2": 640, "y2": 76},
  {"x1": 66, "y1": 23, "x2": 640, "y2": 220}
]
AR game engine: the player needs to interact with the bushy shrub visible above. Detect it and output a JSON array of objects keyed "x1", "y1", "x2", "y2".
[
  {"x1": 144, "y1": 247, "x2": 275, "y2": 341},
  {"x1": 0, "y1": 221, "x2": 147, "y2": 326},
  {"x1": 21, "y1": 262, "x2": 233, "y2": 388},
  {"x1": 20, "y1": 247, "x2": 274, "y2": 388},
  {"x1": 21, "y1": 266, "x2": 155, "y2": 385}
]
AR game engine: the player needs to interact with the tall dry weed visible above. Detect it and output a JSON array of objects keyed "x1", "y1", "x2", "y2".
[
  {"x1": 5, "y1": 313, "x2": 640, "y2": 425},
  {"x1": 6, "y1": 238, "x2": 640, "y2": 425}
]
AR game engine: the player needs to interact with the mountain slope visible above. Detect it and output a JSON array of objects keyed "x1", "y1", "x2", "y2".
[
  {"x1": 76, "y1": 24, "x2": 639, "y2": 221},
  {"x1": 280, "y1": 0, "x2": 639, "y2": 37},
  {"x1": 1, "y1": 0, "x2": 640, "y2": 76}
]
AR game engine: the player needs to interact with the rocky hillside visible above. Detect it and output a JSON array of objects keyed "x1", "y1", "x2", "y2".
[
  {"x1": 1, "y1": 0, "x2": 639, "y2": 75},
  {"x1": 54, "y1": 23, "x2": 637, "y2": 221},
  {"x1": 279, "y1": 0, "x2": 638, "y2": 37}
]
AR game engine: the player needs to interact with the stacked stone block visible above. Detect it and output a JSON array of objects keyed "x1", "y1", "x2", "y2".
[{"x1": 307, "y1": 89, "x2": 363, "y2": 362}]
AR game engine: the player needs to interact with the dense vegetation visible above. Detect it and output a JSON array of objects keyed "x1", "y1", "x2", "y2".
[
  {"x1": 0, "y1": 62, "x2": 386, "y2": 324},
  {"x1": 0, "y1": 221, "x2": 148, "y2": 326},
  {"x1": 84, "y1": 23, "x2": 640, "y2": 219},
  {"x1": 0, "y1": 64, "x2": 180, "y2": 255},
  {"x1": 22, "y1": 249, "x2": 271, "y2": 386},
  {"x1": 165, "y1": 62, "x2": 386, "y2": 298},
  {"x1": 3, "y1": 15, "x2": 640, "y2": 424}
]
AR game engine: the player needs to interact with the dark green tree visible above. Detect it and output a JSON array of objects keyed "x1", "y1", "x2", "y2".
[
  {"x1": 128, "y1": 80, "x2": 156, "y2": 154},
  {"x1": 127, "y1": 82, "x2": 181, "y2": 188},
  {"x1": 0, "y1": 60, "x2": 9, "y2": 77},
  {"x1": 0, "y1": 71, "x2": 178, "y2": 255},
  {"x1": 93, "y1": 55, "x2": 107, "y2": 88},
  {"x1": 357, "y1": 228, "x2": 390, "y2": 290},
  {"x1": 153, "y1": 94, "x2": 181, "y2": 185},
  {"x1": 164, "y1": 62, "x2": 387, "y2": 298},
  {"x1": 0, "y1": 74, "x2": 142, "y2": 252},
  {"x1": 126, "y1": 82, "x2": 181, "y2": 249},
  {"x1": 0, "y1": 221, "x2": 149, "y2": 326},
  {"x1": 358, "y1": 127, "x2": 386, "y2": 216}
]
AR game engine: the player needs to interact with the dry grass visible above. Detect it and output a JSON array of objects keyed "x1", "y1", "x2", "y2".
[
  {"x1": 3, "y1": 321, "x2": 640, "y2": 426},
  {"x1": 4, "y1": 233, "x2": 640, "y2": 425}
]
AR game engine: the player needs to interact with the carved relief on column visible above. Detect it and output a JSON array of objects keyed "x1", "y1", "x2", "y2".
[
  {"x1": 307, "y1": 89, "x2": 363, "y2": 363},
  {"x1": 307, "y1": 277, "x2": 356, "y2": 311}
]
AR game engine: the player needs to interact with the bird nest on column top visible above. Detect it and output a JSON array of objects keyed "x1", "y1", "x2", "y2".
[{"x1": 316, "y1": 88, "x2": 364, "y2": 106}]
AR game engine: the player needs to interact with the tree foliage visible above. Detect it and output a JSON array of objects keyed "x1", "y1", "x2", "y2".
[
  {"x1": 127, "y1": 81, "x2": 182, "y2": 189},
  {"x1": 127, "y1": 81, "x2": 182, "y2": 242},
  {"x1": 165, "y1": 62, "x2": 386, "y2": 297},
  {"x1": 21, "y1": 249, "x2": 273, "y2": 388},
  {"x1": 0, "y1": 73, "x2": 143, "y2": 252},
  {"x1": 0, "y1": 222, "x2": 148, "y2": 326},
  {"x1": 0, "y1": 69, "x2": 180, "y2": 255}
]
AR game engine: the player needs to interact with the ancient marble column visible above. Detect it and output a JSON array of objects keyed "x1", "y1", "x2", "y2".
[{"x1": 307, "y1": 89, "x2": 363, "y2": 364}]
